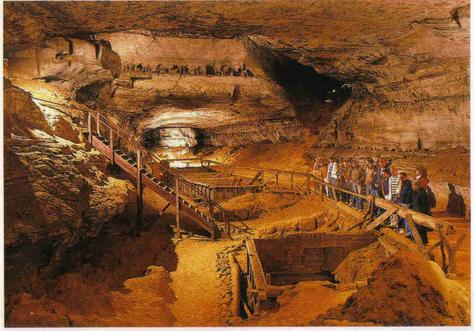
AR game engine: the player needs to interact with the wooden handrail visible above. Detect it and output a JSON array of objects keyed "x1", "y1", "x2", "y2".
[
  {"x1": 32, "y1": 97, "x2": 451, "y2": 234},
  {"x1": 201, "y1": 158, "x2": 454, "y2": 231}
]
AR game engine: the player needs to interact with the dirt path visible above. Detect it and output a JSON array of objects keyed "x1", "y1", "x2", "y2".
[{"x1": 169, "y1": 238, "x2": 227, "y2": 326}]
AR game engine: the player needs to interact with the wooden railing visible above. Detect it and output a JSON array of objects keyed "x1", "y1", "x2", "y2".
[
  {"x1": 32, "y1": 97, "x2": 239, "y2": 239},
  {"x1": 199, "y1": 159, "x2": 464, "y2": 273}
]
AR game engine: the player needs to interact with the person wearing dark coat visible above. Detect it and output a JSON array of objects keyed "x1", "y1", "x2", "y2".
[
  {"x1": 398, "y1": 172, "x2": 413, "y2": 205},
  {"x1": 409, "y1": 180, "x2": 429, "y2": 244},
  {"x1": 398, "y1": 172, "x2": 413, "y2": 236}
]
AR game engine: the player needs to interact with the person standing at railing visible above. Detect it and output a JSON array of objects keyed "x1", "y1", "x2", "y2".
[
  {"x1": 340, "y1": 159, "x2": 352, "y2": 204},
  {"x1": 410, "y1": 180, "x2": 429, "y2": 244},
  {"x1": 328, "y1": 157, "x2": 340, "y2": 199},
  {"x1": 312, "y1": 158, "x2": 327, "y2": 193},
  {"x1": 415, "y1": 165, "x2": 435, "y2": 216},
  {"x1": 381, "y1": 169, "x2": 391, "y2": 199},
  {"x1": 351, "y1": 159, "x2": 366, "y2": 210},
  {"x1": 388, "y1": 166, "x2": 400, "y2": 203},
  {"x1": 326, "y1": 158, "x2": 335, "y2": 197},
  {"x1": 398, "y1": 172, "x2": 413, "y2": 237},
  {"x1": 364, "y1": 159, "x2": 377, "y2": 197}
]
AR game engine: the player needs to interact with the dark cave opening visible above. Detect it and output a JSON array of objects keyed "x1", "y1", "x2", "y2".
[
  {"x1": 272, "y1": 55, "x2": 352, "y2": 133},
  {"x1": 249, "y1": 40, "x2": 352, "y2": 133},
  {"x1": 274, "y1": 56, "x2": 351, "y2": 106}
]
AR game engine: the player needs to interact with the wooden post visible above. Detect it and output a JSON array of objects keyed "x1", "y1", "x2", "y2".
[
  {"x1": 96, "y1": 111, "x2": 100, "y2": 136},
  {"x1": 439, "y1": 224, "x2": 464, "y2": 275},
  {"x1": 175, "y1": 176, "x2": 182, "y2": 239},
  {"x1": 229, "y1": 254, "x2": 241, "y2": 317},
  {"x1": 406, "y1": 214, "x2": 428, "y2": 258},
  {"x1": 438, "y1": 225, "x2": 448, "y2": 272},
  {"x1": 109, "y1": 128, "x2": 114, "y2": 165},
  {"x1": 276, "y1": 172, "x2": 279, "y2": 189},
  {"x1": 87, "y1": 112, "x2": 92, "y2": 144},
  {"x1": 209, "y1": 200, "x2": 215, "y2": 241},
  {"x1": 135, "y1": 149, "x2": 143, "y2": 235}
]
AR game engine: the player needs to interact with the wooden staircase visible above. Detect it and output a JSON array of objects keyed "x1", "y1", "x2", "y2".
[{"x1": 88, "y1": 117, "x2": 232, "y2": 239}]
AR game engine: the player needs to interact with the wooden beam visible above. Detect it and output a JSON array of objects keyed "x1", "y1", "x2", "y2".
[
  {"x1": 406, "y1": 213, "x2": 429, "y2": 259},
  {"x1": 439, "y1": 224, "x2": 465, "y2": 274},
  {"x1": 135, "y1": 150, "x2": 143, "y2": 235},
  {"x1": 209, "y1": 201, "x2": 215, "y2": 241},
  {"x1": 175, "y1": 176, "x2": 182, "y2": 239},
  {"x1": 109, "y1": 129, "x2": 114, "y2": 165},
  {"x1": 96, "y1": 110, "x2": 100, "y2": 136},
  {"x1": 159, "y1": 203, "x2": 171, "y2": 216},
  {"x1": 87, "y1": 112, "x2": 92, "y2": 144},
  {"x1": 366, "y1": 207, "x2": 398, "y2": 231}
]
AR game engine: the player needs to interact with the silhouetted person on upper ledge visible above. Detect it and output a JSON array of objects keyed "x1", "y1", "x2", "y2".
[{"x1": 447, "y1": 183, "x2": 466, "y2": 216}]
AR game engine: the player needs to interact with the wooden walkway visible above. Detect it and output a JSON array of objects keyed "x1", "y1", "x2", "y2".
[{"x1": 84, "y1": 110, "x2": 234, "y2": 239}]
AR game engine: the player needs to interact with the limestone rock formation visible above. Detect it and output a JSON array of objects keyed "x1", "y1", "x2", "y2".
[
  {"x1": 4, "y1": 0, "x2": 469, "y2": 152},
  {"x1": 4, "y1": 82, "x2": 134, "y2": 300}
]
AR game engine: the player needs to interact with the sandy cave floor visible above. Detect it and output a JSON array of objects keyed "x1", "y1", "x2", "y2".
[{"x1": 6, "y1": 140, "x2": 471, "y2": 327}]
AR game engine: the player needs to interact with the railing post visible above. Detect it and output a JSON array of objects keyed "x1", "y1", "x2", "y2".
[
  {"x1": 109, "y1": 128, "x2": 114, "y2": 165},
  {"x1": 175, "y1": 176, "x2": 182, "y2": 239},
  {"x1": 134, "y1": 149, "x2": 143, "y2": 235},
  {"x1": 87, "y1": 112, "x2": 92, "y2": 144},
  {"x1": 209, "y1": 199, "x2": 215, "y2": 241},
  {"x1": 96, "y1": 110, "x2": 100, "y2": 136}
]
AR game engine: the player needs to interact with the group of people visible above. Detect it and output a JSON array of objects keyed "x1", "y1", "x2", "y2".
[
  {"x1": 312, "y1": 157, "x2": 436, "y2": 244},
  {"x1": 122, "y1": 62, "x2": 255, "y2": 78}
]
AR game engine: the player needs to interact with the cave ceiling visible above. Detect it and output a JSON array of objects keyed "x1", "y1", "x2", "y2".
[{"x1": 4, "y1": 0, "x2": 470, "y2": 150}]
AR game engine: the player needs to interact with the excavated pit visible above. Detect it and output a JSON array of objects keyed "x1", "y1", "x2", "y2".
[
  {"x1": 245, "y1": 232, "x2": 378, "y2": 313},
  {"x1": 252, "y1": 233, "x2": 376, "y2": 285}
]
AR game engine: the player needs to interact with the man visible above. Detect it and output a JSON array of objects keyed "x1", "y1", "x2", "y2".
[
  {"x1": 351, "y1": 159, "x2": 365, "y2": 210},
  {"x1": 415, "y1": 165, "x2": 435, "y2": 215},
  {"x1": 415, "y1": 165, "x2": 429, "y2": 189},
  {"x1": 381, "y1": 169, "x2": 391, "y2": 200},
  {"x1": 410, "y1": 180, "x2": 429, "y2": 244},
  {"x1": 312, "y1": 158, "x2": 327, "y2": 192},
  {"x1": 328, "y1": 158, "x2": 340, "y2": 199},
  {"x1": 374, "y1": 157, "x2": 388, "y2": 197},
  {"x1": 388, "y1": 166, "x2": 400, "y2": 203},
  {"x1": 340, "y1": 159, "x2": 351, "y2": 204},
  {"x1": 398, "y1": 172, "x2": 413, "y2": 206},
  {"x1": 326, "y1": 158, "x2": 335, "y2": 197},
  {"x1": 398, "y1": 172, "x2": 413, "y2": 236},
  {"x1": 365, "y1": 159, "x2": 376, "y2": 196}
]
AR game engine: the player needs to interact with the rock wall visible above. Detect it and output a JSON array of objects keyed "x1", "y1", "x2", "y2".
[
  {"x1": 4, "y1": 82, "x2": 133, "y2": 299},
  {"x1": 4, "y1": 1, "x2": 470, "y2": 151},
  {"x1": 202, "y1": 119, "x2": 304, "y2": 147}
]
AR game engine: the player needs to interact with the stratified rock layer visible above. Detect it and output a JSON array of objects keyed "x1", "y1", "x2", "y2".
[
  {"x1": 4, "y1": 0, "x2": 469, "y2": 151},
  {"x1": 4, "y1": 82, "x2": 133, "y2": 298}
]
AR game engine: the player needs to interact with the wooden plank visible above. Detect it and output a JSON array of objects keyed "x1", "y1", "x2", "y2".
[
  {"x1": 135, "y1": 150, "x2": 143, "y2": 235},
  {"x1": 159, "y1": 203, "x2": 171, "y2": 216},
  {"x1": 175, "y1": 176, "x2": 182, "y2": 239},
  {"x1": 87, "y1": 112, "x2": 92, "y2": 143},
  {"x1": 109, "y1": 129, "x2": 114, "y2": 165},
  {"x1": 406, "y1": 213, "x2": 429, "y2": 258},
  {"x1": 366, "y1": 207, "x2": 398, "y2": 231},
  {"x1": 96, "y1": 110, "x2": 100, "y2": 135}
]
